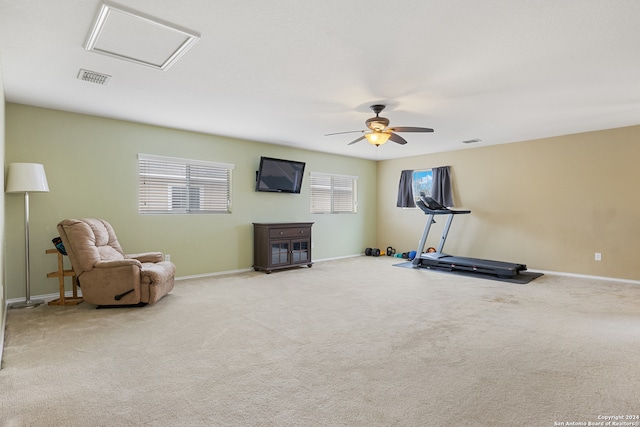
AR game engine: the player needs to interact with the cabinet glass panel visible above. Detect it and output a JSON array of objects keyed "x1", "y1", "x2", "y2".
[
  {"x1": 270, "y1": 242, "x2": 289, "y2": 265},
  {"x1": 291, "y1": 240, "x2": 309, "y2": 263}
]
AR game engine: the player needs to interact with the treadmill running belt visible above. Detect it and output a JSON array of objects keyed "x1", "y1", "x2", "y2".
[{"x1": 417, "y1": 255, "x2": 527, "y2": 277}]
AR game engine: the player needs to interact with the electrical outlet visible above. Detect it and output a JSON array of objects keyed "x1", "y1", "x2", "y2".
[
  {"x1": 165, "y1": 254, "x2": 171, "y2": 262},
  {"x1": 595, "y1": 252, "x2": 601, "y2": 261}
]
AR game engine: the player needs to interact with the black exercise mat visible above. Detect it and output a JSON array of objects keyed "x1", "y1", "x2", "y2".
[{"x1": 393, "y1": 261, "x2": 543, "y2": 284}]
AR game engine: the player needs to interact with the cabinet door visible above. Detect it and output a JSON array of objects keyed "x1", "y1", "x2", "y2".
[
  {"x1": 270, "y1": 240, "x2": 290, "y2": 266},
  {"x1": 291, "y1": 239, "x2": 310, "y2": 263}
]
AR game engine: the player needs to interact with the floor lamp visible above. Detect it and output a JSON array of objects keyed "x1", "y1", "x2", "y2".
[{"x1": 6, "y1": 163, "x2": 50, "y2": 309}]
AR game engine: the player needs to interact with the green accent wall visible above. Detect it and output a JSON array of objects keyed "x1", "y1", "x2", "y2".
[
  {"x1": 1, "y1": 60, "x2": 6, "y2": 336},
  {"x1": 4, "y1": 103, "x2": 377, "y2": 299}
]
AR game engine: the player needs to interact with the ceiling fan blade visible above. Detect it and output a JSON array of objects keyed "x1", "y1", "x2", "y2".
[
  {"x1": 325, "y1": 130, "x2": 365, "y2": 136},
  {"x1": 389, "y1": 133, "x2": 408, "y2": 145},
  {"x1": 388, "y1": 126, "x2": 434, "y2": 133},
  {"x1": 347, "y1": 135, "x2": 366, "y2": 145}
]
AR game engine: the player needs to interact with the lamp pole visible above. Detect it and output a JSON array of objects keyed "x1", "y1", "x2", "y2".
[
  {"x1": 9, "y1": 191, "x2": 44, "y2": 309},
  {"x1": 6, "y1": 163, "x2": 49, "y2": 309}
]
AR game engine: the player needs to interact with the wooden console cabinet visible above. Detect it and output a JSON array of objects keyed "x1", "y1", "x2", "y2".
[{"x1": 253, "y1": 222, "x2": 313, "y2": 273}]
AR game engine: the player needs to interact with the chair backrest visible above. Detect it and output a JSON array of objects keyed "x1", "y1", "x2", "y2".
[{"x1": 57, "y1": 219, "x2": 125, "y2": 275}]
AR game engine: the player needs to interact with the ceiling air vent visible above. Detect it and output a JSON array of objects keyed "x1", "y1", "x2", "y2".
[
  {"x1": 77, "y1": 69, "x2": 111, "y2": 85},
  {"x1": 462, "y1": 138, "x2": 482, "y2": 144}
]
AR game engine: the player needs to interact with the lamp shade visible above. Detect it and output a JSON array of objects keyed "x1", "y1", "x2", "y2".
[{"x1": 5, "y1": 163, "x2": 50, "y2": 193}]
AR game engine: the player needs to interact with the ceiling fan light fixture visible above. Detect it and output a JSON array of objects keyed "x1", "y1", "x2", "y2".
[
  {"x1": 365, "y1": 131, "x2": 390, "y2": 146},
  {"x1": 326, "y1": 103, "x2": 433, "y2": 147}
]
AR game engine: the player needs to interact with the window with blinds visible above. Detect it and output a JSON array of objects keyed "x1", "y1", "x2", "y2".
[
  {"x1": 310, "y1": 173, "x2": 358, "y2": 214},
  {"x1": 138, "y1": 154, "x2": 234, "y2": 214}
]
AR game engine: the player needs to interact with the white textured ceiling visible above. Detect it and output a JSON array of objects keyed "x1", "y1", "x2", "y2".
[{"x1": 1, "y1": 0, "x2": 640, "y2": 160}]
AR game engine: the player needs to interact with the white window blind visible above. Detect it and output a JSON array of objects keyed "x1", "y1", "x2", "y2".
[
  {"x1": 310, "y1": 173, "x2": 358, "y2": 214},
  {"x1": 138, "y1": 154, "x2": 233, "y2": 214}
]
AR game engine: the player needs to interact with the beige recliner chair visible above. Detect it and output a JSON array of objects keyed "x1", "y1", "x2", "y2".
[{"x1": 57, "y1": 218, "x2": 175, "y2": 307}]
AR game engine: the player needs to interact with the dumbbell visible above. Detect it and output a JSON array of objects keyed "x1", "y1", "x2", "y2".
[{"x1": 364, "y1": 247, "x2": 381, "y2": 257}]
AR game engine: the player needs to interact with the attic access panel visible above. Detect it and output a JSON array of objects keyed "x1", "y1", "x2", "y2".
[{"x1": 85, "y1": 2, "x2": 200, "y2": 71}]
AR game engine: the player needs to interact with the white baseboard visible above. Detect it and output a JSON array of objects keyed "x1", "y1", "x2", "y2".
[
  {"x1": 5, "y1": 289, "x2": 84, "y2": 306},
  {"x1": 175, "y1": 254, "x2": 363, "y2": 281},
  {"x1": 176, "y1": 268, "x2": 255, "y2": 281},
  {"x1": 0, "y1": 305, "x2": 7, "y2": 371},
  {"x1": 529, "y1": 269, "x2": 640, "y2": 285},
  {"x1": 314, "y1": 254, "x2": 363, "y2": 262}
]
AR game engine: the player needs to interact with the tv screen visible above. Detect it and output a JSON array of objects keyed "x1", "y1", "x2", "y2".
[{"x1": 255, "y1": 156, "x2": 306, "y2": 193}]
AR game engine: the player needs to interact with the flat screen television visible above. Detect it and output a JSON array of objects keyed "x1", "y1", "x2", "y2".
[{"x1": 255, "y1": 156, "x2": 306, "y2": 193}]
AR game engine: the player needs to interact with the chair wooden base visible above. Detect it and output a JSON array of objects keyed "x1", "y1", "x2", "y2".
[
  {"x1": 48, "y1": 295, "x2": 83, "y2": 306},
  {"x1": 46, "y1": 248, "x2": 83, "y2": 306}
]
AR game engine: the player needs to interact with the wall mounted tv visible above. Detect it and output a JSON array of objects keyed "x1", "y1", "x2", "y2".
[{"x1": 255, "y1": 156, "x2": 306, "y2": 193}]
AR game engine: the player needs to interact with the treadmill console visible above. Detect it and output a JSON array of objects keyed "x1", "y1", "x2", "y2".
[
  {"x1": 422, "y1": 196, "x2": 447, "y2": 210},
  {"x1": 416, "y1": 196, "x2": 451, "y2": 215}
]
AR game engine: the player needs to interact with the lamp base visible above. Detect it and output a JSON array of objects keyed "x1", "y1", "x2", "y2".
[{"x1": 9, "y1": 299, "x2": 45, "y2": 309}]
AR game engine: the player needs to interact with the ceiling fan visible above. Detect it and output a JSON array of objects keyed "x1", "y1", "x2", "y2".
[{"x1": 325, "y1": 104, "x2": 434, "y2": 146}]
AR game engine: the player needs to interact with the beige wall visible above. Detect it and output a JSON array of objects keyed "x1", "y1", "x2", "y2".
[
  {"x1": 377, "y1": 126, "x2": 640, "y2": 281},
  {"x1": 4, "y1": 103, "x2": 377, "y2": 299}
]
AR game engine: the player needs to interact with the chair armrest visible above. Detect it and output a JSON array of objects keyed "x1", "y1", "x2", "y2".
[
  {"x1": 95, "y1": 259, "x2": 142, "y2": 269},
  {"x1": 126, "y1": 252, "x2": 164, "y2": 263}
]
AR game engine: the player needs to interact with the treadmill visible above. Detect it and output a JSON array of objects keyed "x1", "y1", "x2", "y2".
[{"x1": 412, "y1": 196, "x2": 527, "y2": 277}]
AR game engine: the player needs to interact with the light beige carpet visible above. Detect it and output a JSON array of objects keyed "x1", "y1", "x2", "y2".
[{"x1": 1, "y1": 256, "x2": 639, "y2": 426}]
